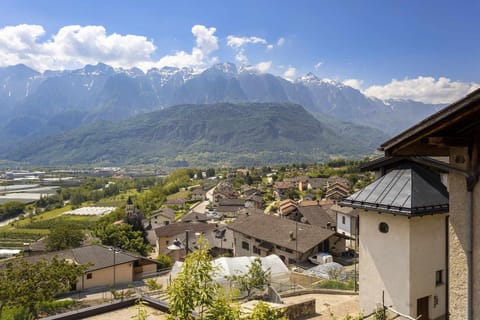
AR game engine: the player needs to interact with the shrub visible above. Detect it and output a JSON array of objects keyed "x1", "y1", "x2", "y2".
[{"x1": 156, "y1": 254, "x2": 173, "y2": 269}]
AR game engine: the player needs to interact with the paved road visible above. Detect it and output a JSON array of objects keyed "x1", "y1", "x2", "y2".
[{"x1": 191, "y1": 186, "x2": 215, "y2": 214}]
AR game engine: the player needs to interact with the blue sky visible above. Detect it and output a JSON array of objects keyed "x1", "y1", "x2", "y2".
[{"x1": 0, "y1": 0, "x2": 478, "y2": 103}]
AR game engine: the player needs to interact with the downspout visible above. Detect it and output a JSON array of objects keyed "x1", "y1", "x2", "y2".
[
  {"x1": 466, "y1": 142, "x2": 478, "y2": 320},
  {"x1": 466, "y1": 186, "x2": 473, "y2": 320},
  {"x1": 445, "y1": 215, "x2": 449, "y2": 320}
]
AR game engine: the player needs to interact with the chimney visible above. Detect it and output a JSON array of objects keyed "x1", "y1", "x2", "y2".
[{"x1": 289, "y1": 231, "x2": 295, "y2": 241}]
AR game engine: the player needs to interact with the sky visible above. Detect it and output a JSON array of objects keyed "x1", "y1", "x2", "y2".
[{"x1": 0, "y1": 0, "x2": 478, "y2": 104}]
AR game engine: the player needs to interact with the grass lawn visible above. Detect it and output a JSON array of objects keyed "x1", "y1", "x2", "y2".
[{"x1": 167, "y1": 190, "x2": 190, "y2": 200}]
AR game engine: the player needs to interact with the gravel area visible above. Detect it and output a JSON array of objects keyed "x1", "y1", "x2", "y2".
[{"x1": 283, "y1": 293, "x2": 360, "y2": 319}]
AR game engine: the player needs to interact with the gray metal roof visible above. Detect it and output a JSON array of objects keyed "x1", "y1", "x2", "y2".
[{"x1": 340, "y1": 163, "x2": 448, "y2": 216}]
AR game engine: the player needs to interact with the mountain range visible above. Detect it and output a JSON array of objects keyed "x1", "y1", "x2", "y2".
[{"x1": 0, "y1": 62, "x2": 444, "y2": 166}]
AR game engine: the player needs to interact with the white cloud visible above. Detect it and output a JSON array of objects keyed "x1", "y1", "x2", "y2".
[
  {"x1": 314, "y1": 61, "x2": 323, "y2": 70},
  {"x1": 235, "y1": 49, "x2": 249, "y2": 65},
  {"x1": 226, "y1": 35, "x2": 267, "y2": 48},
  {"x1": 226, "y1": 35, "x2": 269, "y2": 65},
  {"x1": 0, "y1": 24, "x2": 156, "y2": 71},
  {"x1": 277, "y1": 37, "x2": 285, "y2": 47},
  {"x1": 267, "y1": 44, "x2": 273, "y2": 50},
  {"x1": 154, "y1": 24, "x2": 218, "y2": 69},
  {"x1": 0, "y1": 24, "x2": 219, "y2": 71},
  {"x1": 283, "y1": 67, "x2": 296, "y2": 81},
  {"x1": 364, "y1": 76, "x2": 480, "y2": 104},
  {"x1": 343, "y1": 79, "x2": 363, "y2": 90},
  {"x1": 255, "y1": 61, "x2": 272, "y2": 73}
]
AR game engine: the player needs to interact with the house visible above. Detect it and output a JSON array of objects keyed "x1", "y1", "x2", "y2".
[
  {"x1": 327, "y1": 204, "x2": 359, "y2": 249},
  {"x1": 374, "y1": 88, "x2": 480, "y2": 320},
  {"x1": 227, "y1": 214, "x2": 341, "y2": 265},
  {"x1": 340, "y1": 160, "x2": 449, "y2": 320},
  {"x1": 216, "y1": 198, "x2": 246, "y2": 218},
  {"x1": 206, "y1": 227, "x2": 235, "y2": 257},
  {"x1": 278, "y1": 199, "x2": 299, "y2": 219},
  {"x1": 307, "y1": 177, "x2": 328, "y2": 191},
  {"x1": 273, "y1": 181, "x2": 295, "y2": 200},
  {"x1": 190, "y1": 188, "x2": 206, "y2": 201},
  {"x1": 148, "y1": 207, "x2": 176, "y2": 228},
  {"x1": 153, "y1": 222, "x2": 216, "y2": 258},
  {"x1": 245, "y1": 194, "x2": 263, "y2": 209},
  {"x1": 325, "y1": 178, "x2": 350, "y2": 202},
  {"x1": 164, "y1": 198, "x2": 187, "y2": 208},
  {"x1": 240, "y1": 185, "x2": 262, "y2": 197},
  {"x1": 179, "y1": 211, "x2": 210, "y2": 223},
  {"x1": 297, "y1": 205, "x2": 335, "y2": 229},
  {"x1": 24, "y1": 244, "x2": 158, "y2": 290},
  {"x1": 213, "y1": 181, "x2": 238, "y2": 205}
]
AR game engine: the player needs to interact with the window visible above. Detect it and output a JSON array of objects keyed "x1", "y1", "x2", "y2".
[
  {"x1": 342, "y1": 216, "x2": 346, "y2": 224},
  {"x1": 436, "y1": 270, "x2": 443, "y2": 285},
  {"x1": 253, "y1": 246, "x2": 260, "y2": 254},
  {"x1": 379, "y1": 222, "x2": 389, "y2": 233},
  {"x1": 242, "y1": 241, "x2": 250, "y2": 250},
  {"x1": 86, "y1": 273, "x2": 93, "y2": 279}
]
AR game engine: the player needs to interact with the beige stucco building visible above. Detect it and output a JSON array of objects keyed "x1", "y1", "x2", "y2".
[
  {"x1": 342, "y1": 162, "x2": 449, "y2": 319},
  {"x1": 25, "y1": 244, "x2": 158, "y2": 291},
  {"x1": 346, "y1": 88, "x2": 480, "y2": 319},
  {"x1": 227, "y1": 213, "x2": 340, "y2": 265}
]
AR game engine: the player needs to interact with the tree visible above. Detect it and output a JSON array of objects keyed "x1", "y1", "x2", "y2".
[
  {"x1": 94, "y1": 224, "x2": 151, "y2": 256},
  {"x1": 206, "y1": 288, "x2": 241, "y2": 320},
  {"x1": 167, "y1": 237, "x2": 217, "y2": 320},
  {"x1": 166, "y1": 238, "x2": 281, "y2": 320},
  {"x1": 46, "y1": 225, "x2": 85, "y2": 251},
  {"x1": 0, "y1": 257, "x2": 88, "y2": 318},
  {"x1": 156, "y1": 254, "x2": 173, "y2": 269},
  {"x1": 206, "y1": 168, "x2": 215, "y2": 178},
  {"x1": 248, "y1": 301, "x2": 286, "y2": 320},
  {"x1": 0, "y1": 201, "x2": 25, "y2": 220},
  {"x1": 227, "y1": 258, "x2": 270, "y2": 299}
]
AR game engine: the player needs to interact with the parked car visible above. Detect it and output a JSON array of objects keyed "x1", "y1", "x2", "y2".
[{"x1": 308, "y1": 252, "x2": 333, "y2": 265}]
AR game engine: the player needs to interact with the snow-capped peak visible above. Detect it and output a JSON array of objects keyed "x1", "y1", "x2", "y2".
[
  {"x1": 296, "y1": 73, "x2": 342, "y2": 87},
  {"x1": 297, "y1": 72, "x2": 320, "y2": 83},
  {"x1": 211, "y1": 62, "x2": 238, "y2": 75}
]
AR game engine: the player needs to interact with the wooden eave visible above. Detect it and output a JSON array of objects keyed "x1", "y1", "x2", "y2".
[{"x1": 380, "y1": 88, "x2": 480, "y2": 157}]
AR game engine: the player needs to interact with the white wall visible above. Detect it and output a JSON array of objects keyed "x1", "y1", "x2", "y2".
[
  {"x1": 409, "y1": 214, "x2": 446, "y2": 319},
  {"x1": 337, "y1": 213, "x2": 352, "y2": 237},
  {"x1": 359, "y1": 211, "x2": 447, "y2": 319},
  {"x1": 359, "y1": 211, "x2": 411, "y2": 315}
]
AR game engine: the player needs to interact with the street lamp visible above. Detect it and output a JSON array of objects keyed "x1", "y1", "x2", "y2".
[{"x1": 109, "y1": 246, "x2": 120, "y2": 288}]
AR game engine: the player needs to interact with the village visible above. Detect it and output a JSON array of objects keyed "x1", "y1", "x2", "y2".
[{"x1": 0, "y1": 89, "x2": 479, "y2": 320}]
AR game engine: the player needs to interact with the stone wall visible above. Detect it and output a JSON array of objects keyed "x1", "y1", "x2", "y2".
[{"x1": 283, "y1": 298, "x2": 316, "y2": 320}]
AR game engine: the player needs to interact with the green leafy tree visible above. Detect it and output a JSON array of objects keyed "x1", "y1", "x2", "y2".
[
  {"x1": 167, "y1": 237, "x2": 218, "y2": 320},
  {"x1": 248, "y1": 301, "x2": 286, "y2": 320},
  {"x1": 46, "y1": 225, "x2": 85, "y2": 251},
  {"x1": 0, "y1": 201, "x2": 25, "y2": 220},
  {"x1": 0, "y1": 257, "x2": 88, "y2": 318},
  {"x1": 132, "y1": 298, "x2": 148, "y2": 320},
  {"x1": 206, "y1": 288, "x2": 241, "y2": 320},
  {"x1": 227, "y1": 258, "x2": 270, "y2": 299},
  {"x1": 206, "y1": 168, "x2": 215, "y2": 178},
  {"x1": 156, "y1": 254, "x2": 173, "y2": 269},
  {"x1": 95, "y1": 224, "x2": 151, "y2": 256}
]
